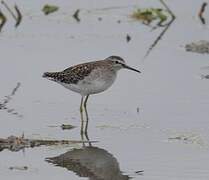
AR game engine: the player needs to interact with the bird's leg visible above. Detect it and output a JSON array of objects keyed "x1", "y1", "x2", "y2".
[
  {"x1": 80, "y1": 96, "x2": 84, "y2": 113},
  {"x1": 84, "y1": 95, "x2": 91, "y2": 146},
  {"x1": 83, "y1": 95, "x2": 89, "y2": 112},
  {"x1": 80, "y1": 116, "x2": 84, "y2": 135},
  {"x1": 84, "y1": 128, "x2": 92, "y2": 146},
  {"x1": 84, "y1": 95, "x2": 89, "y2": 134},
  {"x1": 80, "y1": 96, "x2": 84, "y2": 135},
  {"x1": 84, "y1": 116, "x2": 89, "y2": 135},
  {"x1": 80, "y1": 127, "x2": 85, "y2": 147}
]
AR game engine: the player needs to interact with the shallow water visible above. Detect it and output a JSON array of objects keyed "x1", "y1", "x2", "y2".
[{"x1": 1, "y1": 0, "x2": 209, "y2": 179}]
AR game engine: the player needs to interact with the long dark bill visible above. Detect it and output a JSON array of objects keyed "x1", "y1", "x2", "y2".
[{"x1": 123, "y1": 64, "x2": 141, "y2": 73}]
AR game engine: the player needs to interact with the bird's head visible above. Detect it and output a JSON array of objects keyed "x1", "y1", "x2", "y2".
[{"x1": 106, "y1": 56, "x2": 141, "y2": 73}]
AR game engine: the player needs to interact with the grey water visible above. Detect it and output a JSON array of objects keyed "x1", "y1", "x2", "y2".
[{"x1": 1, "y1": 0, "x2": 209, "y2": 179}]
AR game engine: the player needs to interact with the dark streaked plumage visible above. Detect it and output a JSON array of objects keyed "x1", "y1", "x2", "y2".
[
  {"x1": 43, "y1": 58, "x2": 125, "y2": 84},
  {"x1": 43, "y1": 62, "x2": 96, "y2": 84}
]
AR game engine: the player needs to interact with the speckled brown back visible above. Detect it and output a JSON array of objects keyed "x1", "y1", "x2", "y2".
[{"x1": 43, "y1": 60, "x2": 112, "y2": 84}]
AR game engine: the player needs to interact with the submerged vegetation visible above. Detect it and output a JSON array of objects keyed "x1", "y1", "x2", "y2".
[
  {"x1": 42, "y1": 4, "x2": 59, "y2": 15},
  {"x1": 0, "y1": 135, "x2": 96, "y2": 152},
  {"x1": 131, "y1": 8, "x2": 168, "y2": 26},
  {"x1": 61, "y1": 124, "x2": 76, "y2": 130},
  {"x1": 185, "y1": 40, "x2": 209, "y2": 54}
]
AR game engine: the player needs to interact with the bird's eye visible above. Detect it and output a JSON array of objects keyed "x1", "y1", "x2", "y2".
[{"x1": 115, "y1": 61, "x2": 119, "y2": 64}]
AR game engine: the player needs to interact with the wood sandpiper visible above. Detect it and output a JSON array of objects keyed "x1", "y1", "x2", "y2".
[{"x1": 43, "y1": 56, "x2": 140, "y2": 132}]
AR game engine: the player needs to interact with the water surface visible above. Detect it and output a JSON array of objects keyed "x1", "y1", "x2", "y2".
[{"x1": 1, "y1": 0, "x2": 209, "y2": 179}]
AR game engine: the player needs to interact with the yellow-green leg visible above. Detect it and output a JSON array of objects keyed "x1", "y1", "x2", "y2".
[
  {"x1": 84, "y1": 95, "x2": 89, "y2": 134},
  {"x1": 80, "y1": 96, "x2": 84, "y2": 135},
  {"x1": 80, "y1": 96, "x2": 84, "y2": 113},
  {"x1": 83, "y1": 95, "x2": 89, "y2": 111}
]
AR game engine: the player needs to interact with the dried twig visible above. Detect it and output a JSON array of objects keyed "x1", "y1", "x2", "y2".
[
  {"x1": 159, "y1": 0, "x2": 175, "y2": 18},
  {"x1": 14, "y1": 4, "x2": 22, "y2": 27},
  {"x1": 0, "y1": 82, "x2": 22, "y2": 117},
  {"x1": 144, "y1": 0, "x2": 176, "y2": 58},
  {"x1": 198, "y1": 2, "x2": 207, "y2": 24},
  {"x1": 1, "y1": 82, "x2": 21, "y2": 106},
  {"x1": 73, "y1": 9, "x2": 80, "y2": 22},
  {"x1": 0, "y1": 9, "x2": 6, "y2": 32},
  {"x1": 1, "y1": 0, "x2": 16, "y2": 19},
  {"x1": 1, "y1": 1, "x2": 22, "y2": 27}
]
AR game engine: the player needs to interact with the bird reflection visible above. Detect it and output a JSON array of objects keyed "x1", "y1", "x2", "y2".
[
  {"x1": 46, "y1": 132, "x2": 130, "y2": 180},
  {"x1": 46, "y1": 91, "x2": 130, "y2": 179}
]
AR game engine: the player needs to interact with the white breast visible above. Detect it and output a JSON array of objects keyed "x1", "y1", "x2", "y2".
[{"x1": 59, "y1": 68, "x2": 117, "y2": 96}]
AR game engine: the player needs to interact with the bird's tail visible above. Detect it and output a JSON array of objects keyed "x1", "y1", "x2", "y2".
[
  {"x1": 43, "y1": 72, "x2": 55, "y2": 78},
  {"x1": 42, "y1": 72, "x2": 62, "y2": 81}
]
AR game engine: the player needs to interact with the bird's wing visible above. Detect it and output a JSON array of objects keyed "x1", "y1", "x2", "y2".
[{"x1": 61, "y1": 63, "x2": 95, "y2": 84}]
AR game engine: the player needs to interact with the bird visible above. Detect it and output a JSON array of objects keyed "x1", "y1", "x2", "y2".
[{"x1": 43, "y1": 56, "x2": 140, "y2": 132}]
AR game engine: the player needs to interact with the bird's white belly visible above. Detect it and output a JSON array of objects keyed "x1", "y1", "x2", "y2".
[{"x1": 60, "y1": 68, "x2": 117, "y2": 96}]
